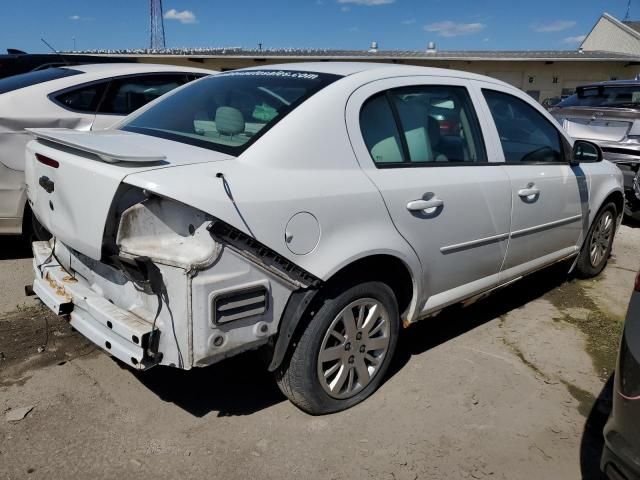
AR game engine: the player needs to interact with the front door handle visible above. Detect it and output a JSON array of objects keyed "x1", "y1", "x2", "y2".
[
  {"x1": 518, "y1": 186, "x2": 540, "y2": 198},
  {"x1": 518, "y1": 182, "x2": 540, "y2": 198},
  {"x1": 407, "y1": 198, "x2": 444, "y2": 212}
]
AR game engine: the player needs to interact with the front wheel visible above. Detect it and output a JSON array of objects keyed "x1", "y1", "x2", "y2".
[
  {"x1": 573, "y1": 202, "x2": 617, "y2": 278},
  {"x1": 276, "y1": 282, "x2": 399, "y2": 415}
]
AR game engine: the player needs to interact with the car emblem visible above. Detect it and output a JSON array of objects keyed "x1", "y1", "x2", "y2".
[{"x1": 591, "y1": 112, "x2": 603, "y2": 121}]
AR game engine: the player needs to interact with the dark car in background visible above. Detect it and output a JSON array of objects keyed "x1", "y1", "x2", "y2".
[
  {"x1": 551, "y1": 81, "x2": 640, "y2": 221},
  {"x1": 0, "y1": 49, "x2": 133, "y2": 79},
  {"x1": 602, "y1": 270, "x2": 640, "y2": 479}
]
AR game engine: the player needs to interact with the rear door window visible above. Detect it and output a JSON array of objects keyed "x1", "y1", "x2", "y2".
[
  {"x1": 360, "y1": 85, "x2": 486, "y2": 167},
  {"x1": 98, "y1": 74, "x2": 191, "y2": 115},
  {"x1": 0, "y1": 67, "x2": 82, "y2": 94},
  {"x1": 51, "y1": 81, "x2": 109, "y2": 113}
]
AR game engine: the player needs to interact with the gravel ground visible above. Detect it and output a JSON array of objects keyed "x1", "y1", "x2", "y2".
[{"x1": 1, "y1": 224, "x2": 639, "y2": 480}]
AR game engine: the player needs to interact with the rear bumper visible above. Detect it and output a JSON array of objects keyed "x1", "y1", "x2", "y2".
[{"x1": 32, "y1": 241, "x2": 160, "y2": 370}]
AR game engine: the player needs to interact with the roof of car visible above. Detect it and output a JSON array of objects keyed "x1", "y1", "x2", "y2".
[
  {"x1": 64, "y1": 63, "x2": 216, "y2": 75},
  {"x1": 576, "y1": 79, "x2": 640, "y2": 88},
  {"x1": 241, "y1": 61, "x2": 512, "y2": 88}
]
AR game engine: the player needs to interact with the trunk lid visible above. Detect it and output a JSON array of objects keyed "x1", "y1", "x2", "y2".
[
  {"x1": 25, "y1": 128, "x2": 233, "y2": 260},
  {"x1": 552, "y1": 107, "x2": 638, "y2": 142}
]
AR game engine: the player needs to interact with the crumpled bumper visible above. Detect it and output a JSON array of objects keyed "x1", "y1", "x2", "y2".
[{"x1": 32, "y1": 240, "x2": 159, "y2": 370}]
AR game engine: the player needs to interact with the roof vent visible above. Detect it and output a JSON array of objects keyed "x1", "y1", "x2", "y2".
[
  {"x1": 427, "y1": 41, "x2": 437, "y2": 53},
  {"x1": 369, "y1": 41, "x2": 378, "y2": 53}
]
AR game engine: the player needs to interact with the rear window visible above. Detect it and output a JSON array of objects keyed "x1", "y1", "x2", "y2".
[
  {"x1": 0, "y1": 67, "x2": 82, "y2": 94},
  {"x1": 121, "y1": 70, "x2": 342, "y2": 156},
  {"x1": 558, "y1": 85, "x2": 640, "y2": 108}
]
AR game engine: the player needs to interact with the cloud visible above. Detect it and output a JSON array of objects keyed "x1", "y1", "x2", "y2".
[
  {"x1": 69, "y1": 15, "x2": 81, "y2": 20},
  {"x1": 341, "y1": 6, "x2": 350, "y2": 12},
  {"x1": 563, "y1": 34, "x2": 586, "y2": 44},
  {"x1": 532, "y1": 20, "x2": 576, "y2": 32},
  {"x1": 424, "y1": 21, "x2": 486, "y2": 37},
  {"x1": 164, "y1": 9, "x2": 197, "y2": 24},
  {"x1": 337, "y1": 0, "x2": 395, "y2": 5},
  {"x1": 402, "y1": 18, "x2": 416, "y2": 25}
]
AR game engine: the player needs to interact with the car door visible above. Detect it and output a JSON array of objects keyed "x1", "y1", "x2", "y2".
[
  {"x1": 346, "y1": 76, "x2": 512, "y2": 315},
  {"x1": 91, "y1": 73, "x2": 193, "y2": 130},
  {"x1": 477, "y1": 84, "x2": 585, "y2": 280}
]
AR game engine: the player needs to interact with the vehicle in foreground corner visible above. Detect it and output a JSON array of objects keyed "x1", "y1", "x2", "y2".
[
  {"x1": 602, "y1": 269, "x2": 640, "y2": 480},
  {"x1": 0, "y1": 63, "x2": 215, "y2": 238},
  {"x1": 25, "y1": 63, "x2": 624, "y2": 414},
  {"x1": 551, "y1": 80, "x2": 640, "y2": 221}
]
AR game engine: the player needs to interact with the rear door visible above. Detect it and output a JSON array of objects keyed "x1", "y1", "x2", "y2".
[
  {"x1": 346, "y1": 76, "x2": 512, "y2": 315},
  {"x1": 477, "y1": 84, "x2": 585, "y2": 280},
  {"x1": 91, "y1": 73, "x2": 193, "y2": 129}
]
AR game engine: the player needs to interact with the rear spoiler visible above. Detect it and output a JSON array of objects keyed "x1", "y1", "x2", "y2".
[{"x1": 26, "y1": 128, "x2": 167, "y2": 164}]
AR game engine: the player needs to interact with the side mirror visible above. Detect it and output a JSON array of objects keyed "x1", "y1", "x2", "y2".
[{"x1": 571, "y1": 140, "x2": 602, "y2": 166}]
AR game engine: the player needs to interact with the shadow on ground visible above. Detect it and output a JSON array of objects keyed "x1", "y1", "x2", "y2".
[
  {"x1": 0, "y1": 235, "x2": 31, "y2": 261},
  {"x1": 132, "y1": 350, "x2": 285, "y2": 417},
  {"x1": 132, "y1": 262, "x2": 573, "y2": 417},
  {"x1": 580, "y1": 375, "x2": 613, "y2": 480}
]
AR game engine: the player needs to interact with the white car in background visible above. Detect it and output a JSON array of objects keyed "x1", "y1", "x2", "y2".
[
  {"x1": 25, "y1": 63, "x2": 624, "y2": 414},
  {"x1": 0, "y1": 63, "x2": 215, "y2": 237}
]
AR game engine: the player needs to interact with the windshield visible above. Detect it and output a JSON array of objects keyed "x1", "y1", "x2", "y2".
[
  {"x1": 558, "y1": 85, "x2": 640, "y2": 109},
  {"x1": 121, "y1": 70, "x2": 342, "y2": 156},
  {"x1": 0, "y1": 67, "x2": 82, "y2": 94}
]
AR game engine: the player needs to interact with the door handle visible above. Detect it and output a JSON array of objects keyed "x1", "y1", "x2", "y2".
[
  {"x1": 518, "y1": 187, "x2": 540, "y2": 198},
  {"x1": 407, "y1": 198, "x2": 444, "y2": 212}
]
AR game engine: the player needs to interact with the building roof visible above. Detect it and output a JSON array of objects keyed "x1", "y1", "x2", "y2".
[
  {"x1": 623, "y1": 20, "x2": 640, "y2": 34},
  {"x1": 67, "y1": 48, "x2": 640, "y2": 62}
]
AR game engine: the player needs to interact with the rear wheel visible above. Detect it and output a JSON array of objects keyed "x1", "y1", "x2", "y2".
[
  {"x1": 574, "y1": 202, "x2": 617, "y2": 278},
  {"x1": 276, "y1": 281, "x2": 399, "y2": 415}
]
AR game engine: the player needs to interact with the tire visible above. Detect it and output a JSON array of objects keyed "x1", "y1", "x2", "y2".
[
  {"x1": 22, "y1": 206, "x2": 51, "y2": 244},
  {"x1": 574, "y1": 202, "x2": 617, "y2": 279},
  {"x1": 276, "y1": 281, "x2": 399, "y2": 415}
]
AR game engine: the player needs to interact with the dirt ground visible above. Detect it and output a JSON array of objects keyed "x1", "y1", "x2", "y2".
[{"x1": 1, "y1": 224, "x2": 639, "y2": 480}]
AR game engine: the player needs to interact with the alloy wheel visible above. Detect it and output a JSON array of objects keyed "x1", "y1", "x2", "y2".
[
  {"x1": 589, "y1": 210, "x2": 614, "y2": 268},
  {"x1": 317, "y1": 298, "x2": 391, "y2": 399}
]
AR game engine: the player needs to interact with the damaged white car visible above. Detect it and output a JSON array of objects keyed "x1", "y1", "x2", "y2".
[
  {"x1": 0, "y1": 63, "x2": 214, "y2": 237},
  {"x1": 25, "y1": 63, "x2": 624, "y2": 414}
]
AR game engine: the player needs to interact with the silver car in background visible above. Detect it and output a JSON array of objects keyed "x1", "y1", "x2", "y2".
[{"x1": 551, "y1": 81, "x2": 640, "y2": 221}]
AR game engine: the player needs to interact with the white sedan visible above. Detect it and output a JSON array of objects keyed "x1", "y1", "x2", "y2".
[
  {"x1": 25, "y1": 63, "x2": 623, "y2": 414},
  {"x1": 0, "y1": 63, "x2": 215, "y2": 237}
]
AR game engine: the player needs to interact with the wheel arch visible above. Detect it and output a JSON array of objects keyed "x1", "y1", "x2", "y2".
[{"x1": 268, "y1": 252, "x2": 420, "y2": 372}]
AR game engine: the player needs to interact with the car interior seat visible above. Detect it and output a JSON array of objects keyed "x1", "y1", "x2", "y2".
[{"x1": 215, "y1": 106, "x2": 245, "y2": 138}]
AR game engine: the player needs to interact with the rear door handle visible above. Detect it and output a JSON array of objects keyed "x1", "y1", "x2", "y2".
[
  {"x1": 518, "y1": 187, "x2": 540, "y2": 198},
  {"x1": 407, "y1": 198, "x2": 444, "y2": 212}
]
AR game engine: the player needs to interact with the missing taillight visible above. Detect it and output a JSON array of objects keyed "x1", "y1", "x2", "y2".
[{"x1": 35, "y1": 153, "x2": 59, "y2": 169}]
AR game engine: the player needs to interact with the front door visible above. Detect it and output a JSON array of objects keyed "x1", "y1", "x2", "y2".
[
  {"x1": 346, "y1": 77, "x2": 513, "y2": 315},
  {"x1": 479, "y1": 87, "x2": 584, "y2": 279}
]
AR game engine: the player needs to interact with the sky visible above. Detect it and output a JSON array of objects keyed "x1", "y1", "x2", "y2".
[{"x1": 0, "y1": 0, "x2": 634, "y2": 53}]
